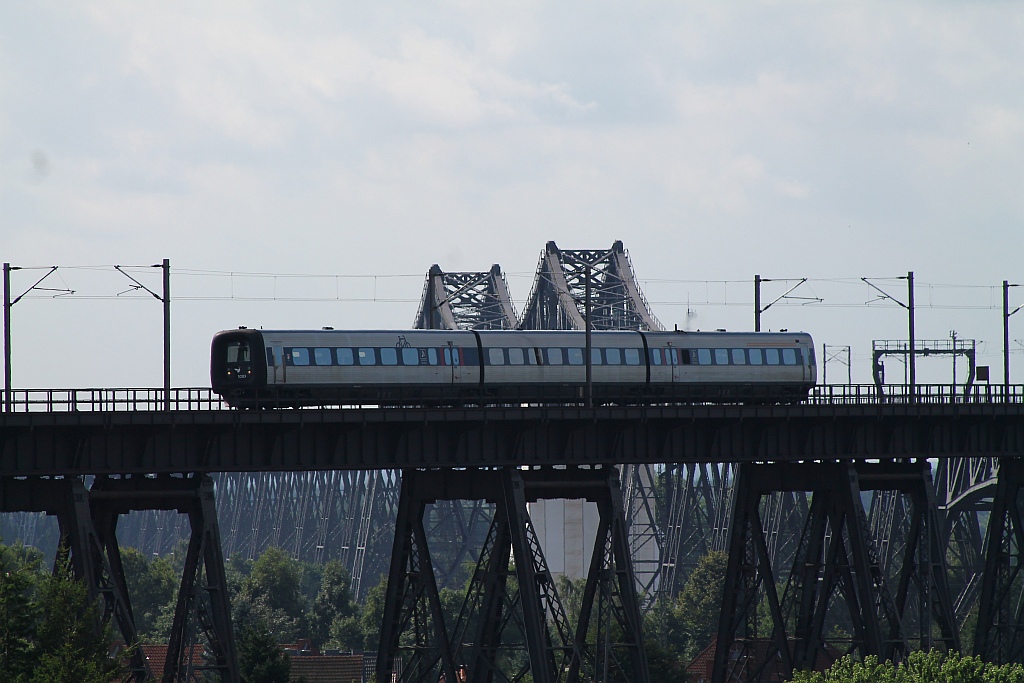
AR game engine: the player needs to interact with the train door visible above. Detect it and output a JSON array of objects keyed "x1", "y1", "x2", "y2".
[
  {"x1": 444, "y1": 341, "x2": 462, "y2": 383},
  {"x1": 270, "y1": 346, "x2": 284, "y2": 383},
  {"x1": 667, "y1": 344, "x2": 681, "y2": 383}
]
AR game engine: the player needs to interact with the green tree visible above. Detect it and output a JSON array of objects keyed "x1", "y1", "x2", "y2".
[
  {"x1": 234, "y1": 547, "x2": 308, "y2": 643},
  {"x1": 120, "y1": 546, "x2": 177, "y2": 640},
  {"x1": 311, "y1": 560, "x2": 359, "y2": 648},
  {"x1": 0, "y1": 541, "x2": 42, "y2": 682},
  {"x1": 237, "y1": 617, "x2": 291, "y2": 683},
  {"x1": 361, "y1": 574, "x2": 389, "y2": 651},
  {"x1": 791, "y1": 650, "x2": 1024, "y2": 683},
  {"x1": 672, "y1": 550, "x2": 727, "y2": 661},
  {"x1": 30, "y1": 555, "x2": 126, "y2": 683}
]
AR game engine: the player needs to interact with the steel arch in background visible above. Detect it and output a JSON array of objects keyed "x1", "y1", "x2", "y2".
[{"x1": 934, "y1": 457, "x2": 999, "y2": 627}]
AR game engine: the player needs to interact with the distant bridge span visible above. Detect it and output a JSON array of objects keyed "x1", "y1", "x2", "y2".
[{"x1": 2, "y1": 386, "x2": 1024, "y2": 477}]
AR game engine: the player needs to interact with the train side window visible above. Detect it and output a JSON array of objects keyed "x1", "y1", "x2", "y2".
[
  {"x1": 488, "y1": 348, "x2": 505, "y2": 366},
  {"x1": 427, "y1": 348, "x2": 438, "y2": 365},
  {"x1": 625, "y1": 348, "x2": 641, "y2": 365},
  {"x1": 714, "y1": 349, "x2": 730, "y2": 365},
  {"x1": 697, "y1": 349, "x2": 712, "y2": 365},
  {"x1": 337, "y1": 348, "x2": 354, "y2": 365},
  {"x1": 380, "y1": 348, "x2": 398, "y2": 366},
  {"x1": 765, "y1": 348, "x2": 780, "y2": 365},
  {"x1": 266, "y1": 348, "x2": 274, "y2": 366},
  {"x1": 606, "y1": 348, "x2": 621, "y2": 365},
  {"x1": 289, "y1": 348, "x2": 310, "y2": 366},
  {"x1": 508, "y1": 348, "x2": 525, "y2": 365},
  {"x1": 748, "y1": 349, "x2": 763, "y2": 365},
  {"x1": 567, "y1": 348, "x2": 584, "y2": 365},
  {"x1": 681, "y1": 349, "x2": 691, "y2": 365},
  {"x1": 358, "y1": 348, "x2": 376, "y2": 366},
  {"x1": 314, "y1": 348, "x2": 333, "y2": 366},
  {"x1": 668, "y1": 348, "x2": 679, "y2": 365},
  {"x1": 731, "y1": 349, "x2": 746, "y2": 365},
  {"x1": 402, "y1": 347, "x2": 419, "y2": 366},
  {"x1": 591, "y1": 348, "x2": 603, "y2": 365},
  {"x1": 533, "y1": 348, "x2": 543, "y2": 365},
  {"x1": 782, "y1": 348, "x2": 798, "y2": 365},
  {"x1": 547, "y1": 348, "x2": 563, "y2": 365},
  {"x1": 650, "y1": 348, "x2": 662, "y2": 365}
]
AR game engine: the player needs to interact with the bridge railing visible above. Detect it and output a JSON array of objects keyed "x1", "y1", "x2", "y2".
[
  {"x1": 808, "y1": 383, "x2": 1024, "y2": 404},
  {"x1": 4, "y1": 384, "x2": 1024, "y2": 412},
  {"x1": 2, "y1": 388, "x2": 226, "y2": 412}
]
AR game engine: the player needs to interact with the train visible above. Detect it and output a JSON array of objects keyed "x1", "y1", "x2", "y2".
[{"x1": 210, "y1": 327, "x2": 817, "y2": 408}]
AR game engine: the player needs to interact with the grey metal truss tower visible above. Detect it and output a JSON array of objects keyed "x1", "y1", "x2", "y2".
[
  {"x1": 414, "y1": 264, "x2": 518, "y2": 330},
  {"x1": 520, "y1": 241, "x2": 663, "y2": 332}
]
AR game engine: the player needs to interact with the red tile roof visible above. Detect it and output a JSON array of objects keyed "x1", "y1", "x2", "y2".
[
  {"x1": 287, "y1": 654, "x2": 364, "y2": 683},
  {"x1": 140, "y1": 643, "x2": 206, "y2": 681}
]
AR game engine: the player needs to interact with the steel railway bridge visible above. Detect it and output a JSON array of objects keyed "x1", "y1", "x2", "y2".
[{"x1": 3, "y1": 242, "x2": 1022, "y2": 683}]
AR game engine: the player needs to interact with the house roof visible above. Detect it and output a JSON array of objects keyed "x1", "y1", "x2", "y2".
[{"x1": 287, "y1": 654, "x2": 364, "y2": 683}]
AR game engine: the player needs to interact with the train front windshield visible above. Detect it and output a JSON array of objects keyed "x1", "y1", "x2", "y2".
[{"x1": 225, "y1": 341, "x2": 252, "y2": 380}]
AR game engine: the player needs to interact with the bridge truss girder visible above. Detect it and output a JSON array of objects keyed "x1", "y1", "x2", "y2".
[
  {"x1": 0, "y1": 475, "x2": 239, "y2": 683},
  {"x1": 713, "y1": 461, "x2": 958, "y2": 683},
  {"x1": 415, "y1": 264, "x2": 518, "y2": 330},
  {"x1": 519, "y1": 240, "x2": 663, "y2": 332},
  {"x1": 377, "y1": 467, "x2": 649, "y2": 683}
]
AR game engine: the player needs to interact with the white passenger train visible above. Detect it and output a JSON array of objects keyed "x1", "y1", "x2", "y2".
[{"x1": 211, "y1": 328, "x2": 816, "y2": 407}]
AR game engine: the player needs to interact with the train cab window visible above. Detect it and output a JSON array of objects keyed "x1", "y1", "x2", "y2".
[
  {"x1": 650, "y1": 348, "x2": 662, "y2": 365},
  {"x1": 731, "y1": 349, "x2": 746, "y2": 365},
  {"x1": 591, "y1": 348, "x2": 603, "y2": 365},
  {"x1": 289, "y1": 348, "x2": 310, "y2": 366},
  {"x1": 402, "y1": 347, "x2": 419, "y2": 366},
  {"x1": 625, "y1": 348, "x2": 641, "y2": 365},
  {"x1": 567, "y1": 348, "x2": 584, "y2": 365},
  {"x1": 315, "y1": 348, "x2": 332, "y2": 366},
  {"x1": 547, "y1": 348, "x2": 563, "y2": 365},
  {"x1": 606, "y1": 348, "x2": 621, "y2": 365},
  {"x1": 508, "y1": 348, "x2": 525, "y2": 365},
  {"x1": 765, "y1": 348, "x2": 780, "y2": 365},
  {"x1": 782, "y1": 348, "x2": 798, "y2": 365},
  {"x1": 227, "y1": 342, "x2": 250, "y2": 363},
  {"x1": 337, "y1": 348, "x2": 354, "y2": 365},
  {"x1": 380, "y1": 348, "x2": 398, "y2": 366},
  {"x1": 714, "y1": 349, "x2": 730, "y2": 365},
  {"x1": 697, "y1": 349, "x2": 712, "y2": 365},
  {"x1": 748, "y1": 349, "x2": 763, "y2": 365},
  {"x1": 488, "y1": 348, "x2": 505, "y2": 366},
  {"x1": 358, "y1": 348, "x2": 376, "y2": 366}
]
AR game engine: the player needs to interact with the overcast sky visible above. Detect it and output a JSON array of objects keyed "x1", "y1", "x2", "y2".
[{"x1": 2, "y1": 2, "x2": 1023, "y2": 389}]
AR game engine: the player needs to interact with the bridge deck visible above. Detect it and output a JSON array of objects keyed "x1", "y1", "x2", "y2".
[{"x1": 2, "y1": 386, "x2": 1024, "y2": 476}]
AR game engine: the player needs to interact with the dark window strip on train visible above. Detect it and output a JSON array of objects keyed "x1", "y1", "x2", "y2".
[{"x1": 280, "y1": 346, "x2": 803, "y2": 368}]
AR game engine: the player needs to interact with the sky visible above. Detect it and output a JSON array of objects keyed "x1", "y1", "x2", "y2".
[{"x1": 1, "y1": 1, "x2": 1023, "y2": 389}]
